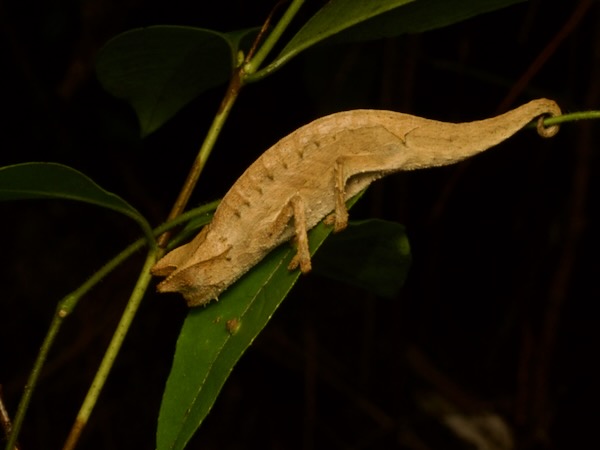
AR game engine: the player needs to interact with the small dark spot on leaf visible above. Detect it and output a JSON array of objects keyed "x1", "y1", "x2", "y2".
[{"x1": 226, "y1": 318, "x2": 241, "y2": 335}]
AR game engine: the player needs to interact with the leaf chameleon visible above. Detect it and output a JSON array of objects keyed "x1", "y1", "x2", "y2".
[{"x1": 152, "y1": 99, "x2": 561, "y2": 306}]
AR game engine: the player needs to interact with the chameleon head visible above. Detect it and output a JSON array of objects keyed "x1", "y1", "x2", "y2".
[
  {"x1": 155, "y1": 266, "x2": 226, "y2": 307},
  {"x1": 151, "y1": 225, "x2": 240, "y2": 306},
  {"x1": 152, "y1": 242, "x2": 241, "y2": 307}
]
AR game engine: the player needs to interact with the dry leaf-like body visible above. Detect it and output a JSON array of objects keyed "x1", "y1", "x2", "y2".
[{"x1": 152, "y1": 99, "x2": 560, "y2": 306}]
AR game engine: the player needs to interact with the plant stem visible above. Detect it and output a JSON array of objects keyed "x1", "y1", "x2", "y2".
[
  {"x1": 0, "y1": 387, "x2": 19, "y2": 450},
  {"x1": 541, "y1": 110, "x2": 600, "y2": 127},
  {"x1": 62, "y1": 250, "x2": 158, "y2": 450},
  {"x1": 157, "y1": 0, "x2": 306, "y2": 249},
  {"x1": 157, "y1": 73, "x2": 241, "y2": 248},
  {"x1": 243, "y1": 0, "x2": 305, "y2": 75},
  {"x1": 528, "y1": 109, "x2": 600, "y2": 134},
  {"x1": 4, "y1": 245, "x2": 145, "y2": 450},
  {"x1": 3, "y1": 203, "x2": 217, "y2": 450}
]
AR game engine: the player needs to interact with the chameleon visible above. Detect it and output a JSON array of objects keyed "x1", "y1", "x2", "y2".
[{"x1": 151, "y1": 98, "x2": 561, "y2": 307}]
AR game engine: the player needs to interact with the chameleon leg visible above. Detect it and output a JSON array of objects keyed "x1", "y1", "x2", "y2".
[
  {"x1": 286, "y1": 195, "x2": 312, "y2": 273},
  {"x1": 331, "y1": 144, "x2": 409, "y2": 232},
  {"x1": 332, "y1": 159, "x2": 349, "y2": 232}
]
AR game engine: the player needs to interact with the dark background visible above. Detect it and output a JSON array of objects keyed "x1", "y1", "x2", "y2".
[{"x1": 1, "y1": 1, "x2": 598, "y2": 449}]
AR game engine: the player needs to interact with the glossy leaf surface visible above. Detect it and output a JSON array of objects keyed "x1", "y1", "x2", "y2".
[
  {"x1": 0, "y1": 162, "x2": 151, "y2": 238},
  {"x1": 313, "y1": 219, "x2": 411, "y2": 298},
  {"x1": 96, "y1": 26, "x2": 257, "y2": 136},
  {"x1": 156, "y1": 218, "x2": 335, "y2": 450},
  {"x1": 271, "y1": 0, "x2": 523, "y2": 73}
]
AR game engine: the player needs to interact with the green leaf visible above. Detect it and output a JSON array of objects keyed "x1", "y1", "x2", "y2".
[
  {"x1": 156, "y1": 193, "x2": 365, "y2": 450},
  {"x1": 330, "y1": 0, "x2": 526, "y2": 43},
  {"x1": 266, "y1": 0, "x2": 523, "y2": 75},
  {"x1": 96, "y1": 26, "x2": 258, "y2": 137},
  {"x1": 0, "y1": 162, "x2": 153, "y2": 241},
  {"x1": 275, "y1": 0, "x2": 415, "y2": 69},
  {"x1": 156, "y1": 220, "x2": 332, "y2": 450},
  {"x1": 313, "y1": 219, "x2": 411, "y2": 298}
]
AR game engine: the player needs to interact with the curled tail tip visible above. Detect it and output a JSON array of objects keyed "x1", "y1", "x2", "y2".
[
  {"x1": 537, "y1": 114, "x2": 560, "y2": 138},
  {"x1": 530, "y1": 98, "x2": 561, "y2": 138},
  {"x1": 532, "y1": 97, "x2": 561, "y2": 112}
]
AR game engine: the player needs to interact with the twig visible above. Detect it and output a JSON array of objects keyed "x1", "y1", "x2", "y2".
[
  {"x1": 4, "y1": 203, "x2": 216, "y2": 450},
  {"x1": 4, "y1": 243, "x2": 146, "y2": 450},
  {"x1": 539, "y1": 110, "x2": 600, "y2": 127},
  {"x1": 156, "y1": 73, "x2": 241, "y2": 249},
  {"x1": 245, "y1": 0, "x2": 289, "y2": 63},
  {"x1": 0, "y1": 386, "x2": 20, "y2": 450},
  {"x1": 243, "y1": 0, "x2": 305, "y2": 77},
  {"x1": 62, "y1": 251, "x2": 158, "y2": 450}
]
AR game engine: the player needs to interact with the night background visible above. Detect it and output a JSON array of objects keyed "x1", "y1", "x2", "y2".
[{"x1": 1, "y1": 1, "x2": 599, "y2": 449}]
